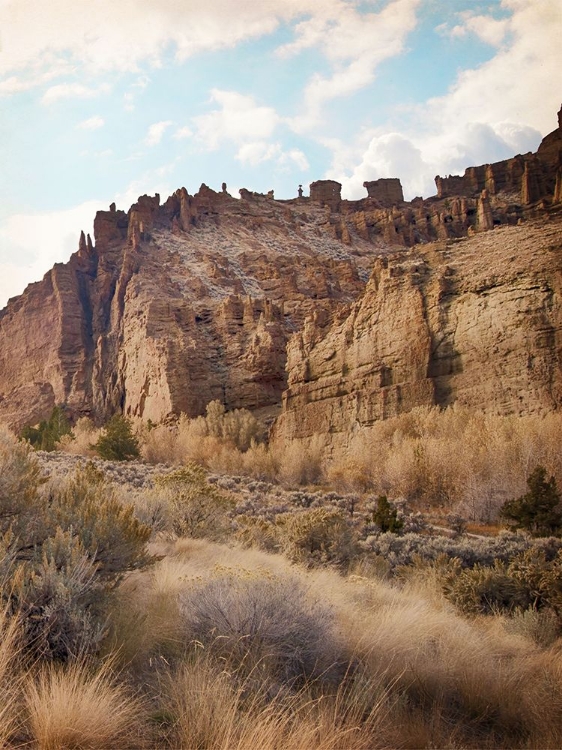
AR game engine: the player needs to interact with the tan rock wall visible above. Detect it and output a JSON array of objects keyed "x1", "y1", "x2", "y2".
[{"x1": 274, "y1": 216, "x2": 562, "y2": 451}]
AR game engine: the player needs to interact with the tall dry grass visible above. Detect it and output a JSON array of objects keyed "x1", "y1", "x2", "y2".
[
  {"x1": 327, "y1": 406, "x2": 562, "y2": 518},
  {"x1": 165, "y1": 655, "x2": 389, "y2": 750},
  {"x1": 25, "y1": 660, "x2": 143, "y2": 750},
  {"x1": 0, "y1": 607, "x2": 23, "y2": 748},
  {"x1": 105, "y1": 537, "x2": 562, "y2": 749},
  {"x1": 136, "y1": 405, "x2": 562, "y2": 513},
  {"x1": 57, "y1": 417, "x2": 102, "y2": 457}
]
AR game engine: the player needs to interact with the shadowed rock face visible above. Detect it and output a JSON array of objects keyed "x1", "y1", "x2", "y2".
[{"x1": 1, "y1": 108, "x2": 561, "y2": 433}]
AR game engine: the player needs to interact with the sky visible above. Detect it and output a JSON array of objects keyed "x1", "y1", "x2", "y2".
[{"x1": 0, "y1": 0, "x2": 560, "y2": 308}]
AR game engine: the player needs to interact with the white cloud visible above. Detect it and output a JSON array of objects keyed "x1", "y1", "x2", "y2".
[
  {"x1": 193, "y1": 90, "x2": 279, "y2": 150},
  {"x1": 440, "y1": 12, "x2": 509, "y2": 47},
  {"x1": 77, "y1": 115, "x2": 105, "y2": 130},
  {"x1": 334, "y1": 132, "x2": 430, "y2": 199},
  {"x1": 236, "y1": 141, "x2": 309, "y2": 171},
  {"x1": 284, "y1": 0, "x2": 420, "y2": 131},
  {"x1": 173, "y1": 125, "x2": 193, "y2": 140},
  {"x1": 0, "y1": 1, "x2": 330, "y2": 83},
  {"x1": 236, "y1": 142, "x2": 281, "y2": 166},
  {"x1": 425, "y1": 0, "x2": 560, "y2": 135},
  {"x1": 41, "y1": 82, "x2": 108, "y2": 105},
  {"x1": 144, "y1": 120, "x2": 173, "y2": 146},
  {"x1": 0, "y1": 76, "x2": 35, "y2": 94},
  {"x1": 328, "y1": 0, "x2": 558, "y2": 200},
  {"x1": 0, "y1": 200, "x2": 100, "y2": 309},
  {"x1": 283, "y1": 149, "x2": 309, "y2": 172}
]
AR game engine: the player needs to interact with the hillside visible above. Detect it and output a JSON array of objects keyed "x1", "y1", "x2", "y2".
[{"x1": 0, "y1": 107, "x2": 561, "y2": 434}]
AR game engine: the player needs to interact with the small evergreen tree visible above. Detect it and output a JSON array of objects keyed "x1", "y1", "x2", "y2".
[
  {"x1": 21, "y1": 405, "x2": 72, "y2": 451},
  {"x1": 372, "y1": 495, "x2": 404, "y2": 534},
  {"x1": 500, "y1": 466, "x2": 562, "y2": 537},
  {"x1": 93, "y1": 415, "x2": 140, "y2": 461}
]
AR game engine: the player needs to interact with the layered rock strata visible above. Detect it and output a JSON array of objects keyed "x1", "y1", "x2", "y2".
[
  {"x1": 273, "y1": 211, "x2": 562, "y2": 450},
  {"x1": 0, "y1": 107, "x2": 561, "y2": 433},
  {"x1": 0, "y1": 187, "x2": 381, "y2": 430}
]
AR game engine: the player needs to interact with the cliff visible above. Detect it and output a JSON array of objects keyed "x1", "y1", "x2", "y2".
[
  {"x1": 1, "y1": 106, "x2": 561, "y2": 434},
  {"x1": 0, "y1": 186, "x2": 380, "y2": 430},
  {"x1": 273, "y1": 212, "x2": 562, "y2": 451}
]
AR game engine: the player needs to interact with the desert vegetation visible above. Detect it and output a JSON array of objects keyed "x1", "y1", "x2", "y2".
[
  {"x1": 54, "y1": 403, "x2": 562, "y2": 522},
  {"x1": 7, "y1": 404, "x2": 562, "y2": 747}
]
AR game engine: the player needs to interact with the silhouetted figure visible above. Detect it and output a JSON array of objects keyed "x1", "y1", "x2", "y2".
[
  {"x1": 298, "y1": 185, "x2": 303, "y2": 198},
  {"x1": 221, "y1": 182, "x2": 227, "y2": 193}
]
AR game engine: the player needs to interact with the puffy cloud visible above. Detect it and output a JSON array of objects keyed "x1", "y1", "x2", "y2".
[
  {"x1": 41, "y1": 83, "x2": 109, "y2": 105},
  {"x1": 144, "y1": 120, "x2": 173, "y2": 146},
  {"x1": 0, "y1": 0, "x2": 337, "y2": 82},
  {"x1": 335, "y1": 132, "x2": 430, "y2": 200},
  {"x1": 77, "y1": 115, "x2": 105, "y2": 130},
  {"x1": 193, "y1": 90, "x2": 279, "y2": 150},
  {"x1": 284, "y1": 0, "x2": 420, "y2": 131},
  {"x1": 425, "y1": 0, "x2": 560, "y2": 134},
  {"x1": 440, "y1": 12, "x2": 509, "y2": 47},
  {"x1": 236, "y1": 141, "x2": 309, "y2": 171},
  {"x1": 328, "y1": 0, "x2": 557, "y2": 200},
  {"x1": 173, "y1": 126, "x2": 193, "y2": 140}
]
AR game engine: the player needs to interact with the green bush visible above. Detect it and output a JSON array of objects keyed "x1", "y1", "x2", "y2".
[
  {"x1": 0, "y1": 428, "x2": 45, "y2": 539},
  {"x1": 21, "y1": 405, "x2": 72, "y2": 452},
  {"x1": 48, "y1": 464, "x2": 152, "y2": 580},
  {"x1": 440, "y1": 546, "x2": 562, "y2": 629},
  {"x1": 93, "y1": 415, "x2": 140, "y2": 461},
  {"x1": 500, "y1": 465, "x2": 562, "y2": 537},
  {"x1": 10, "y1": 529, "x2": 105, "y2": 661},
  {"x1": 275, "y1": 508, "x2": 357, "y2": 569},
  {"x1": 372, "y1": 495, "x2": 404, "y2": 534},
  {"x1": 0, "y1": 431, "x2": 152, "y2": 661},
  {"x1": 441, "y1": 559, "x2": 532, "y2": 615}
]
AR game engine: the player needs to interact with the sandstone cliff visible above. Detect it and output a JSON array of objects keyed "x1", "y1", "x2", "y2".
[
  {"x1": 0, "y1": 107, "x2": 561, "y2": 433},
  {"x1": 0, "y1": 186, "x2": 381, "y2": 430},
  {"x1": 273, "y1": 211, "x2": 562, "y2": 451}
]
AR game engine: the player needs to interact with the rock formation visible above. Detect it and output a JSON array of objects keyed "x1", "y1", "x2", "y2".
[
  {"x1": 273, "y1": 213, "x2": 562, "y2": 452},
  {"x1": 0, "y1": 186, "x2": 380, "y2": 430},
  {"x1": 0, "y1": 106, "x2": 561, "y2": 435},
  {"x1": 363, "y1": 179, "x2": 404, "y2": 205}
]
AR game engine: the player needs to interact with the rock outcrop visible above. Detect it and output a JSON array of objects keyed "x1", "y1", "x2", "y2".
[
  {"x1": 0, "y1": 186, "x2": 380, "y2": 430},
  {"x1": 1, "y1": 106, "x2": 561, "y2": 434},
  {"x1": 273, "y1": 213, "x2": 562, "y2": 451}
]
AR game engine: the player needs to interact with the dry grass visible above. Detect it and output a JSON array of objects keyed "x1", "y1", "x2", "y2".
[
  {"x1": 164, "y1": 655, "x2": 390, "y2": 750},
  {"x1": 0, "y1": 608, "x2": 23, "y2": 748},
  {"x1": 57, "y1": 417, "x2": 102, "y2": 457},
  {"x1": 25, "y1": 660, "x2": 143, "y2": 750},
  {"x1": 8, "y1": 408, "x2": 562, "y2": 747},
  {"x1": 327, "y1": 406, "x2": 562, "y2": 518},
  {"x1": 102, "y1": 537, "x2": 562, "y2": 748}
]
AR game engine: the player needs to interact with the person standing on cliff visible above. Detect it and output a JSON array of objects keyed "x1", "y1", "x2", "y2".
[{"x1": 298, "y1": 185, "x2": 303, "y2": 198}]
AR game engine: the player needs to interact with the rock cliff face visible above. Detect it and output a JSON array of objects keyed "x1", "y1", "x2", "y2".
[
  {"x1": 1, "y1": 107, "x2": 561, "y2": 434},
  {"x1": 0, "y1": 186, "x2": 381, "y2": 430},
  {"x1": 274, "y1": 213, "x2": 562, "y2": 450}
]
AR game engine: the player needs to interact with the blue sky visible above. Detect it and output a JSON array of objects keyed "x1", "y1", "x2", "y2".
[{"x1": 0, "y1": 0, "x2": 560, "y2": 307}]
